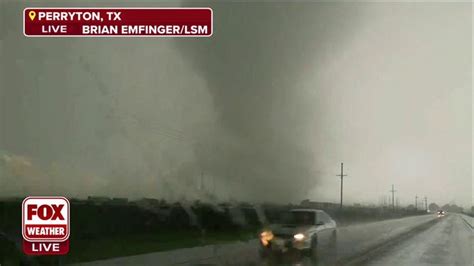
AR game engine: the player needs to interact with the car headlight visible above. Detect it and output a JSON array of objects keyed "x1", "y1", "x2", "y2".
[
  {"x1": 294, "y1": 233, "x2": 305, "y2": 241},
  {"x1": 260, "y1": 230, "x2": 273, "y2": 246}
]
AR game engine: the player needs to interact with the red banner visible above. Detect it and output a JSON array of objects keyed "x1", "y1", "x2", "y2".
[
  {"x1": 23, "y1": 240, "x2": 69, "y2": 256},
  {"x1": 23, "y1": 8, "x2": 213, "y2": 37}
]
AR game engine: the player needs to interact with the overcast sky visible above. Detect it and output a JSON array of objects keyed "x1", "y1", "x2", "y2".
[{"x1": 0, "y1": 2, "x2": 472, "y2": 208}]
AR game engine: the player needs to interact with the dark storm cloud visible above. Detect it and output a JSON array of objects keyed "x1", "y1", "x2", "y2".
[
  {"x1": 3, "y1": 2, "x2": 467, "y2": 206},
  {"x1": 176, "y1": 2, "x2": 364, "y2": 202}
]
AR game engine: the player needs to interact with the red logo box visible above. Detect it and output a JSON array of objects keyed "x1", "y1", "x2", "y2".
[
  {"x1": 23, "y1": 239, "x2": 69, "y2": 255},
  {"x1": 22, "y1": 196, "x2": 70, "y2": 255}
]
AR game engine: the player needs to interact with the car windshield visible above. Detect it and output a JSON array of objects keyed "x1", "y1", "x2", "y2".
[{"x1": 280, "y1": 211, "x2": 315, "y2": 225}]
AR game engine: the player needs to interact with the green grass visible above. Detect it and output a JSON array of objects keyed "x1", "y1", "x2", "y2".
[{"x1": 63, "y1": 228, "x2": 258, "y2": 263}]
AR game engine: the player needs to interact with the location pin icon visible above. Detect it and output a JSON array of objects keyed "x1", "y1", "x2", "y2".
[{"x1": 28, "y1": 10, "x2": 36, "y2": 21}]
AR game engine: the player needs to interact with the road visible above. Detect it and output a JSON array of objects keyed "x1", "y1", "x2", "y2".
[
  {"x1": 74, "y1": 214, "x2": 474, "y2": 266},
  {"x1": 366, "y1": 214, "x2": 473, "y2": 266}
]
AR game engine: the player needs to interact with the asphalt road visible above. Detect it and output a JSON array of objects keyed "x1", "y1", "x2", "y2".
[
  {"x1": 366, "y1": 214, "x2": 473, "y2": 266},
  {"x1": 76, "y1": 214, "x2": 453, "y2": 266}
]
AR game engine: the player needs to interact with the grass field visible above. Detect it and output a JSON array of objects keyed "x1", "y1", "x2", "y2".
[{"x1": 62, "y1": 227, "x2": 258, "y2": 263}]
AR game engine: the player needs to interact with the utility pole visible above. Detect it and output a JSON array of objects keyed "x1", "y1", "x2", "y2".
[
  {"x1": 415, "y1": 195, "x2": 418, "y2": 210},
  {"x1": 212, "y1": 176, "x2": 216, "y2": 195},
  {"x1": 202, "y1": 172, "x2": 204, "y2": 191},
  {"x1": 390, "y1": 185, "x2": 396, "y2": 211},
  {"x1": 424, "y1": 196, "x2": 427, "y2": 211},
  {"x1": 336, "y1": 162, "x2": 348, "y2": 209}
]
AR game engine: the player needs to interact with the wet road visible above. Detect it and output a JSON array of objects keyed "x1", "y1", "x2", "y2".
[
  {"x1": 77, "y1": 214, "x2": 448, "y2": 265},
  {"x1": 366, "y1": 214, "x2": 473, "y2": 266}
]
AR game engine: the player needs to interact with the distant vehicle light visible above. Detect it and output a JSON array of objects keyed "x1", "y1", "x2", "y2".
[{"x1": 294, "y1": 233, "x2": 305, "y2": 241}]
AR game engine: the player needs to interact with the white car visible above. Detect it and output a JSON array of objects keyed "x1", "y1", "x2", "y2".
[{"x1": 259, "y1": 209, "x2": 337, "y2": 257}]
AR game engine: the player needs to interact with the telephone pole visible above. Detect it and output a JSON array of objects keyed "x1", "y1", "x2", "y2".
[
  {"x1": 212, "y1": 176, "x2": 216, "y2": 195},
  {"x1": 200, "y1": 172, "x2": 204, "y2": 191},
  {"x1": 390, "y1": 185, "x2": 396, "y2": 211},
  {"x1": 336, "y1": 162, "x2": 348, "y2": 209},
  {"x1": 424, "y1": 196, "x2": 427, "y2": 211},
  {"x1": 415, "y1": 195, "x2": 418, "y2": 210}
]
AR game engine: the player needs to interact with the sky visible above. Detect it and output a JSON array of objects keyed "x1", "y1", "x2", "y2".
[{"x1": 0, "y1": 1, "x2": 472, "y2": 208}]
